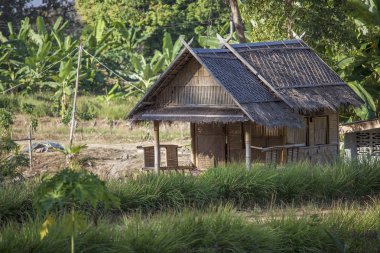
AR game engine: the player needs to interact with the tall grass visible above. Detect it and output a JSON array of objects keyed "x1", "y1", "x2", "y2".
[
  {"x1": 0, "y1": 181, "x2": 37, "y2": 223},
  {"x1": 2, "y1": 160, "x2": 380, "y2": 223},
  {"x1": 2, "y1": 203, "x2": 380, "y2": 252}
]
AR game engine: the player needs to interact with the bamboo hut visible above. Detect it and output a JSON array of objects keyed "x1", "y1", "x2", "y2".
[{"x1": 127, "y1": 39, "x2": 363, "y2": 172}]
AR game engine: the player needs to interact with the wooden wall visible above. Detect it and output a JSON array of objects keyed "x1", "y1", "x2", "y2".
[
  {"x1": 194, "y1": 123, "x2": 226, "y2": 170},
  {"x1": 192, "y1": 111, "x2": 340, "y2": 169},
  {"x1": 157, "y1": 58, "x2": 237, "y2": 106}
]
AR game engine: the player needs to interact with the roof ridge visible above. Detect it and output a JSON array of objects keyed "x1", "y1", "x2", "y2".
[{"x1": 217, "y1": 34, "x2": 294, "y2": 109}]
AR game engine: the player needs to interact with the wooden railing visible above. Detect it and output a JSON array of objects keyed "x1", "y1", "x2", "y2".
[{"x1": 251, "y1": 143, "x2": 338, "y2": 164}]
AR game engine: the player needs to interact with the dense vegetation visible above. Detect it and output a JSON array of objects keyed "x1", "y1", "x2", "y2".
[
  {"x1": 2, "y1": 160, "x2": 380, "y2": 223},
  {"x1": 1, "y1": 0, "x2": 380, "y2": 121},
  {"x1": 3, "y1": 203, "x2": 380, "y2": 253},
  {"x1": 2, "y1": 161, "x2": 380, "y2": 252}
]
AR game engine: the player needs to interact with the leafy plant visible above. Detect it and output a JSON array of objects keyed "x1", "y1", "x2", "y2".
[
  {"x1": 0, "y1": 138, "x2": 28, "y2": 182},
  {"x1": 34, "y1": 168, "x2": 120, "y2": 253},
  {"x1": 337, "y1": 0, "x2": 380, "y2": 120},
  {"x1": 0, "y1": 109, "x2": 13, "y2": 137},
  {"x1": 57, "y1": 144, "x2": 88, "y2": 167}
]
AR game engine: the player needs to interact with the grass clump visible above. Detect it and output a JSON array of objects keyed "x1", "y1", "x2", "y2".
[
  {"x1": 3, "y1": 159, "x2": 380, "y2": 222},
  {"x1": 3, "y1": 203, "x2": 380, "y2": 252},
  {"x1": 0, "y1": 181, "x2": 37, "y2": 224}
]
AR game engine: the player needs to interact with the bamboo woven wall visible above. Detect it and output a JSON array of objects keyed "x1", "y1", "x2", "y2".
[
  {"x1": 194, "y1": 123, "x2": 226, "y2": 170},
  {"x1": 157, "y1": 58, "x2": 236, "y2": 106}
]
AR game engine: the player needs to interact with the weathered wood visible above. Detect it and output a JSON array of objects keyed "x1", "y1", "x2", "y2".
[
  {"x1": 314, "y1": 116, "x2": 328, "y2": 145},
  {"x1": 153, "y1": 121, "x2": 160, "y2": 173},
  {"x1": 227, "y1": 123, "x2": 244, "y2": 162},
  {"x1": 157, "y1": 58, "x2": 236, "y2": 106},
  {"x1": 194, "y1": 123, "x2": 226, "y2": 170},
  {"x1": 251, "y1": 143, "x2": 305, "y2": 152},
  {"x1": 28, "y1": 124, "x2": 32, "y2": 170},
  {"x1": 217, "y1": 34, "x2": 294, "y2": 109},
  {"x1": 180, "y1": 38, "x2": 255, "y2": 123},
  {"x1": 69, "y1": 43, "x2": 83, "y2": 148},
  {"x1": 142, "y1": 113, "x2": 245, "y2": 119},
  {"x1": 190, "y1": 123, "x2": 196, "y2": 165},
  {"x1": 244, "y1": 122, "x2": 251, "y2": 170},
  {"x1": 277, "y1": 82, "x2": 346, "y2": 89}
]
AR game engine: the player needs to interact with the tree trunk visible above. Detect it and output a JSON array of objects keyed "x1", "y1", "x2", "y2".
[
  {"x1": 228, "y1": 0, "x2": 246, "y2": 43},
  {"x1": 285, "y1": 0, "x2": 293, "y2": 39}
]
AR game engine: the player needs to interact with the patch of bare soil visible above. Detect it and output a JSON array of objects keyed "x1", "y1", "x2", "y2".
[
  {"x1": 23, "y1": 142, "x2": 192, "y2": 180},
  {"x1": 15, "y1": 115, "x2": 192, "y2": 180}
]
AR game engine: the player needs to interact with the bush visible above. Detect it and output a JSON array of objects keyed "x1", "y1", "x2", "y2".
[{"x1": 0, "y1": 95, "x2": 19, "y2": 112}]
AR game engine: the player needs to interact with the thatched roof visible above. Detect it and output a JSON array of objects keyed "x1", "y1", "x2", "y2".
[{"x1": 127, "y1": 39, "x2": 363, "y2": 128}]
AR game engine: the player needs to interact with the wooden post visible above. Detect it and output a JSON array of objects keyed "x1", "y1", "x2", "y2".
[
  {"x1": 28, "y1": 124, "x2": 32, "y2": 170},
  {"x1": 69, "y1": 42, "x2": 83, "y2": 148},
  {"x1": 153, "y1": 121, "x2": 160, "y2": 173},
  {"x1": 190, "y1": 123, "x2": 196, "y2": 166},
  {"x1": 244, "y1": 122, "x2": 251, "y2": 170}
]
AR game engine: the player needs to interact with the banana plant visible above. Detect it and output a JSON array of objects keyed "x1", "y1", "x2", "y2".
[
  {"x1": 127, "y1": 51, "x2": 166, "y2": 94},
  {"x1": 0, "y1": 16, "x2": 74, "y2": 93},
  {"x1": 44, "y1": 60, "x2": 77, "y2": 117},
  {"x1": 160, "y1": 32, "x2": 184, "y2": 66},
  {"x1": 336, "y1": 0, "x2": 380, "y2": 120}
]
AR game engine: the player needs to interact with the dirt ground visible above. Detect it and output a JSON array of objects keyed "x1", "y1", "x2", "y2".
[{"x1": 13, "y1": 115, "x2": 191, "y2": 179}]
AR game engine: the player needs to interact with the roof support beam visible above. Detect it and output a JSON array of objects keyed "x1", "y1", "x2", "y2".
[{"x1": 216, "y1": 34, "x2": 294, "y2": 109}]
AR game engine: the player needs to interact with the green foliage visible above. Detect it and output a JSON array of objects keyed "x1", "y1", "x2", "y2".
[
  {"x1": 75, "y1": 0, "x2": 230, "y2": 51},
  {"x1": 4, "y1": 204, "x2": 380, "y2": 252},
  {"x1": 0, "y1": 109, "x2": 13, "y2": 136},
  {"x1": 34, "y1": 168, "x2": 120, "y2": 252},
  {"x1": 0, "y1": 138, "x2": 28, "y2": 182},
  {"x1": 0, "y1": 180, "x2": 36, "y2": 224},
  {"x1": 3, "y1": 160, "x2": 380, "y2": 218},
  {"x1": 34, "y1": 168, "x2": 119, "y2": 215},
  {"x1": 240, "y1": 0, "x2": 357, "y2": 60},
  {"x1": 336, "y1": 0, "x2": 380, "y2": 121}
]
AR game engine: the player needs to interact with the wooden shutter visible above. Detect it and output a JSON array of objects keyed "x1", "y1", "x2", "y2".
[{"x1": 314, "y1": 116, "x2": 328, "y2": 145}]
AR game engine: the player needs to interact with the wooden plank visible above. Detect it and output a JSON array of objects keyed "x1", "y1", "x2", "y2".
[
  {"x1": 190, "y1": 123, "x2": 196, "y2": 165},
  {"x1": 166, "y1": 146, "x2": 179, "y2": 167},
  {"x1": 153, "y1": 121, "x2": 160, "y2": 173},
  {"x1": 244, "y1": 122, "x2": 252, "y2": 170},
  {"x1": 276, "y1": 82, "x2": 346, "y2": 89},
  {"x1": 216, "y1": 34, "x2": 294, "y2": 109},
  {"x1": 251, "y1": 143, "x2": 305, "y2": 151},
  {"x1": 315, "y1": 116, "x2": 328, "y2": 145}
]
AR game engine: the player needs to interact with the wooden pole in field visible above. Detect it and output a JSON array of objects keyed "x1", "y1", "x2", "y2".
[
  {"x1": 244, "y1": 122, "x2": 251, "y2": 170},
  {"x1": 28, "y1": 123, "x2": 32, "y2": 170},
  {"x1": 153, "y1": 121, "x2": 160, "y2": 173},
  {"x1": 69, "y1": 43, "x2": 83, "y2": 148}
]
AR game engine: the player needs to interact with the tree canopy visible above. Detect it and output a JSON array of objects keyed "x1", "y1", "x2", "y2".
[{"x1": 1, "y1": 0, "x2": 380, "y2": 121}]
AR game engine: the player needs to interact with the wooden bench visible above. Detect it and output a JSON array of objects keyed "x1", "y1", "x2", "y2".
[{"x1": 137, "y1": 144, "x2": 195, "y2": 173}]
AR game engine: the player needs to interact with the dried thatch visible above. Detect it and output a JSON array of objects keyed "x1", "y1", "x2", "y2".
[{"x1": 127, "y1": 39, "x2": 363, "y2": 128}]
